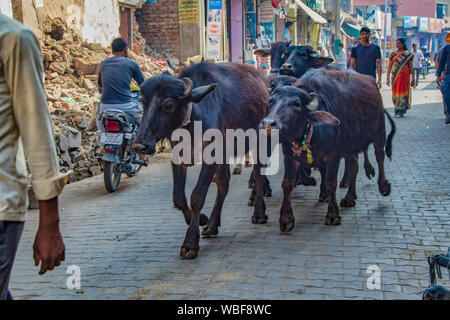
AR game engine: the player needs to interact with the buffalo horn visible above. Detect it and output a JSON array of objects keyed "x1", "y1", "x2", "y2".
[
  {"x1": 307, "y1": 93, "x2": 319, "y2": 111},
  {"x1": 181, "y1": 78, "x2": 193, "y2": 98}
]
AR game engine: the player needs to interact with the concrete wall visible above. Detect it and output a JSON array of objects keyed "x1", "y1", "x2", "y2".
[
  {"x1": 137, "y1": 0, "x2": 180, "y2": 58},
  {"x1": 0, "y1": 0, "x2": 13, "y2": 17},
  {"x1": 12, "y1": 0, "x2": 120, "y2": 47}
]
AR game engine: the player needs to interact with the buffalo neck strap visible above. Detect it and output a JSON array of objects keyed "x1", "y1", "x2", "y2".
[
  {"x1": 291, "y1": 123, "x2": 314, "y2": 164},
  {"x1": 181, "y1": 102, "x2": 193, "y2": 127}
]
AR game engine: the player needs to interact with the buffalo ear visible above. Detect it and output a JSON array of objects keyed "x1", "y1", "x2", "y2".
[
  {"x1": 313, "y1": 56, "x2": 334, "y2": 68},
  {"x1": 189, "y1": 84, "x2": 216, "y2": 103},
  {"x1": 307, "y1": 111, "x2": 340, "y2": 127},
  {"x1": 254, "y1": 48, "x2": 271, "y2": 58},
  {"x1": 287, "y1": 40, "x2": 292, "y2": 47}
]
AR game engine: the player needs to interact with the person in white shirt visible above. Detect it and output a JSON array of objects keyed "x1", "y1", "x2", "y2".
[
  {"x1": 412, "y1": 43, "x2": 424, "y2": 88},
  {"x1": 335, "y1": 43, "x2": 347, "y2": 69}
]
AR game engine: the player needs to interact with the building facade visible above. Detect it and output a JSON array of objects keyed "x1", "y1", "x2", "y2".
[{"x1": 137, "y1": 0, "x2": 327, "y2": 64}]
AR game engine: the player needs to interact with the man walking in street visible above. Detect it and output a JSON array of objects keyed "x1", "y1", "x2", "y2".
[
  {"x1": 436, "y1": 33, "x2": 450, "y2": 124},
  {"x1": 335, "y1": 43, "x2": 347, "y2": 70},
  {"x1": 412, "y1": 43, "x2": 424, "y2": 88},
  {"x1": 0, "y1": 13, "x2": 71, "y2": 299},
  {"x1": 350, "y1": 27, "x2": 382, "y2": 89}
]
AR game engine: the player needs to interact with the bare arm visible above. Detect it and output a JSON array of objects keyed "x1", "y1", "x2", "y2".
[
  {"x1": 408, "y1": 58, "x2": 415, "y2": 87},
  {"x1": 376, "y1": 58, "x2": 382, "y2": 88},
  {"x1": 350, "y1": 57, "x2": 356, "y2": 70},
  {"x1": 386, "y1": 54, "x2": 393, "y2": 87}
]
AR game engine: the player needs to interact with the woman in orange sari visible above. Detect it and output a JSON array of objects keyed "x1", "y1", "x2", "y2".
[{"x1": 387, "y1": 38, "x2": 415, "y2": 118}]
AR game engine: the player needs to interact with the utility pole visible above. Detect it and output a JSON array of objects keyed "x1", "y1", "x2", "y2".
[{"x1": 334, "y1": 0, "x2": 341, "y2": 54}]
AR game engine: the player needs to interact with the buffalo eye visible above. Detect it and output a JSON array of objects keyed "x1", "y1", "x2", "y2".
[
  {"x1": 162, "y1": 98, "x2": 176, "y2": 113},
  {"x1": 293, "y1": 100, "x2": 303, "y2": 108}
]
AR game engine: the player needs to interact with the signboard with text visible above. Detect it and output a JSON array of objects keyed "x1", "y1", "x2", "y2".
[
  {"x1": 418, "y1": 17, "x2": 429, "y2": 32},
  {"x1": 206, "y1": 0, "x2": 223, "y2": 60},
  {"x1": 179, "y1": 0, "x2": 199, "y2": 24}
]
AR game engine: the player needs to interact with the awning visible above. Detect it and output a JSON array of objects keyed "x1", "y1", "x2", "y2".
[
  {"x1": 295, "y1": 0, "x2": 327, "y2": 25},
  {"x1": 341, "y1": 22, "x2": 360, "y2": 37}
]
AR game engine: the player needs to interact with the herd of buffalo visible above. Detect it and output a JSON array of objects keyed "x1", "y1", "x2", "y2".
[{"x1": 133, "y1": 41, "x2": 396, "y2": 259}]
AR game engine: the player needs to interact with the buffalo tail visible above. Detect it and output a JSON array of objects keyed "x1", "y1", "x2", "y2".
[{"x1": 384, "y1": 109, "x2": 396, "y2": 160}]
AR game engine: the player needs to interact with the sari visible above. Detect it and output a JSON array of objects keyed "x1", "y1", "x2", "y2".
[{"x1": 390, "y1": 51, "x2": 414, "y2": 115}]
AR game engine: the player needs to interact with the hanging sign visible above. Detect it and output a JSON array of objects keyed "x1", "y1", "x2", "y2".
[
  {"x1": 206, "y1": 0, "x2": 223, "y2": 60},
  {"x1": 418, "y1": 17, "x2": 429, "y2": 32},
  {"x1": 179, "y1": 0, "x2": 199, "y2": 24},
  {"x1": 260, "y1": 0, "x2": 274, "y2": 23}
]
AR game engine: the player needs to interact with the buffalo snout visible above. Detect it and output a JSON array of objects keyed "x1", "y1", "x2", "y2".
[
  {"x1": 259, "y1": 118, "x2": 281, "y2": 133},
  {"x1": 133, "y1": 142, "x2": 156, "y2": 155},
  {"x1": 279, "y1": 63, "x2": 294, "y2": 75}
]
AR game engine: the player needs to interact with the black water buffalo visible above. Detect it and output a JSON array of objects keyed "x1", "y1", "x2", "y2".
[
  {"x1": 134, "y1": 62, "x2": 269, "y2": 259},
  {"x1": 279, "y1": 45, "x2": 377, "y2": 187},
  {"x1": 260, "y1": 66, "x2": 395, "y2": 230}
]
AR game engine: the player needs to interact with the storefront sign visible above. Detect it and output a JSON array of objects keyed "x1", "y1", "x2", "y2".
[
  {"x1": 403, "y1": 16, "x2": 412, "y2": 29},
  {"x1": 429, "y1": 18, "x2": 443, "y2": 33},
  {"x1": 418, "y1": 17, "x2": 429, "y2": 32},
  {"x1": 179, "y1": 0, "x2": 199, "y2": 24},
  {"x1": 206, "y1": 0, "x2": 223, "y2": 60},
  {"x1": 209, "y1": 0, "x2": 223, "y2": 10}
]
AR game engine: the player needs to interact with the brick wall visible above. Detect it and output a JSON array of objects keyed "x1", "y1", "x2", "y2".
[{"x1": 137, "y1": 0, "x2": 180, "y2": 58}]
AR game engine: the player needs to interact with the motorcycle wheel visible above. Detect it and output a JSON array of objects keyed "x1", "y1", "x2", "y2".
[{"x1": 104, "y1": 161, "x2": 121, "y2": 192}]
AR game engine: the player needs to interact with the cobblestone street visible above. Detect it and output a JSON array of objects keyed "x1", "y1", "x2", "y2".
[{"x1": 9, "y1": 75, "x2": 450, "y2": 300}]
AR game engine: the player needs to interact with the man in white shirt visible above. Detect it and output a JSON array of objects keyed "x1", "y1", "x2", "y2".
[
  {"x1": 335, "y1": 43, "x2": 347, "y2": 69},
  {"x1": 412, "y1": 43, "x2": 424, "y2": 88}
]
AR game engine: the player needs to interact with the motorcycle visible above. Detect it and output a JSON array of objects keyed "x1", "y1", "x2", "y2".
[
  {"x1": 99, "y1": 91, "x2": 148, "y2": 192},
  {"x1": 422, "y1": 57, "x2": 431, "y2": 79}
]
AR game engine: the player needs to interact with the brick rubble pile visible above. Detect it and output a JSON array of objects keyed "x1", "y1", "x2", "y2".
[{"x1": 40, "y1": 17, "x2": 174, "y2": 183}]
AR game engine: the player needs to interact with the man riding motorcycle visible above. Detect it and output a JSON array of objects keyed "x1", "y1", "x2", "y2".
[
  {"x1": 96, "y1": 37, "x2": 144, "y2": 132},
  {"x1": 96, "y1": 37, "x2": 148, "y2": 175}
]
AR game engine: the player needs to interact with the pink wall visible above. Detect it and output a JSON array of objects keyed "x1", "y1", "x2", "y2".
[{"x1": 354, "y1": 0, "x2": 437, "y2": 18}]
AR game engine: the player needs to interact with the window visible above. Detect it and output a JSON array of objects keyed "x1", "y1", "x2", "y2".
[{"x1": 437, "y1": 3, "x2": 447, "y2": 19}]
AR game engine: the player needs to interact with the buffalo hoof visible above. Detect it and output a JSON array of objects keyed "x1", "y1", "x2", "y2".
[
  {"x1": 339, "y1": 180, "x2": 349, "y2": 188},
  {"x1": 324, "y1": 216, "x2": 341, "y2": 226},
  {"x1": 340, "y1": 197, "x2": 356, "y2": 207},
  {"x1": 318, "y1": 193, "x2": 329, "y2": 202},
  {"x1": 248, "y1": 198, "x2": 255, "y2": 206},
  {"x1": 364, "y1": 164, "x2": 376, "y2": 180},
  {"x1": 245, "y1": 161, "x2": 252, "y2": 168},
  {"x1": 279, "y1": 219, "x2": 295, "y2": 233},
  {"x1": 201, "y1": 226, "x2": 219, "y2": 238},
  {"x1": 251, "y1": 215, "x2": 268, "y2": 224},
  {"x1": 379, "y1": 181, "x2": 391, "y2": 197},
  {"x1": 232, "y1": 166, "x2": 242, "y2": 175},
  {"x1": 199, "y1": 213, "x2": 209, "y2": 226},
  {"x1": 180, "y1": 247, "x2": 198, "y2": 259},
  {"x1": 264, "y1": 189, "x2": 272, "y2": 197}
]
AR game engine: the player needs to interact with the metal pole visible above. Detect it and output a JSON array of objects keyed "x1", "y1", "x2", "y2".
[
  {"x1": 383, "y1": 0, "x2": 388, "y2": 72},
  {"x1": 335, "y1": 0, "x2": 341, "y2": 39},
  {"x1": 334, "y1": 0, "x2": 341, "y2": 56}
]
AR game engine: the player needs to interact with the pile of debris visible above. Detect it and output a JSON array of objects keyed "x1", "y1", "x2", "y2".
[{"x1": 40, "y1": 17, "x2": 172, "y2": 183}]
